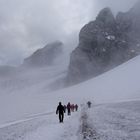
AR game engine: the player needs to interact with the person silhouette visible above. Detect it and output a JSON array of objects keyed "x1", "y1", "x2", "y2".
[
  {"x1": 75, "y1": 104, "x2": 78, "y2": 111},
  {"x1": 87, "y1": 101, "x2": 91, "y2": 108},
  {"x1": 56, "y1": 102, "x2": 65, "y2": 123},
  {"x1": 67, "y1": 102, "x2": 71, "y2": 115}
]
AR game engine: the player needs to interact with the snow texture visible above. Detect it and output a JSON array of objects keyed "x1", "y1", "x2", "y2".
[{"x1": 1, "y1": 100, "x2": 140, "y2": 140}]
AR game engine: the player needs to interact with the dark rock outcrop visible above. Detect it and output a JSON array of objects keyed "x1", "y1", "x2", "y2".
[
  {"x1": 23, "y1": 41, "x2": 63, "y2": 67},
  {"x1": 67, "y1": 1, "x2": 140, "y2": 85}
]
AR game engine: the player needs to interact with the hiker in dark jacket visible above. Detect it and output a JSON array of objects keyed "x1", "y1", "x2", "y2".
[
  {"x1": 56, "y1": 102, "x2": 65, "y2": 123},
  {"x1": 87, "y1": 101, "x2": 91, "y2": 108},
  {"x1": 67, "y1": 102, "x2": 71, "y2": 115},
  {"x1": 75, "y1": 104, "x2": 78, "y2": 111}
]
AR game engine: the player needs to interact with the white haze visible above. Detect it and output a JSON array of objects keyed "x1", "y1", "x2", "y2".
[
  {"x1": 0, "y1": 52, "x2": 140, "y2": 125},
  {"x1": 0, "y1": 0, "x2": 138, "y2": 65},
  {"x1": 0, "y1": 1, "x2": 140, "y2": 137}
]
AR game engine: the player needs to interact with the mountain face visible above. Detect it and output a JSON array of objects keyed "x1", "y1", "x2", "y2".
[
  {"x1": 66, "y1": 2, "x2": 140, "y2": 85},
  {"x1": 23, "y1": 41, "x2": 63, "y2": 67}
]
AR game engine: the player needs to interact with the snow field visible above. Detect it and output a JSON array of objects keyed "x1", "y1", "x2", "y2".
[
  {"x1": 88, "y1": 101, "x2": 140, "y2": 140},
  {"x1": 24, "y1": 111, "x2": 80, "y2": 140}
]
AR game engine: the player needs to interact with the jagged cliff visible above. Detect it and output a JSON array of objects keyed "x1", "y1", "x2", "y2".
[{"x1": 66, "y1": 1, "x2": 140, "y2": 85}]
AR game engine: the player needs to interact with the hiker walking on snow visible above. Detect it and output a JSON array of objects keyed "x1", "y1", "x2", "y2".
[
  {"x1": 75, "y1": 104, "x2": 78, "y2": 111},
  {"x1": 71, "y1": 104, "x2": 75, "y2": 112},
  {"x1": 67, "y1": 102, "x2": 71, "y2": 115},
  {"x1": 87, "y1": 101, "x2": 91, "y2": 108},
  {"x1": 56, "y1": 102, "x2": 65, "y2": 123}
]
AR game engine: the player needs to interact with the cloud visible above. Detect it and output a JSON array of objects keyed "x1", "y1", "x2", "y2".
[
  {"x1": 94, "y1": 0, "x2": 138, "y2": 15},
  {"x1": 0, "y1": 0, "x2": 138, "y2": 65}
]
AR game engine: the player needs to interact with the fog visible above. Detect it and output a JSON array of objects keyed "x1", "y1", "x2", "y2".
[{"x1": 0, "y1": 0, "x2": 138, "y2": 65}]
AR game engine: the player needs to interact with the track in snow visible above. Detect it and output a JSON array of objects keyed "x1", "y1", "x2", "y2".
[{"x1": 79, "y1": 107, "x2": 100, "y2": 140}]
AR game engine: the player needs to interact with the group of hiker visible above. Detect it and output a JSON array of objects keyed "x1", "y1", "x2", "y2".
[
  {"x1": 56, "y1": 102, "x2": 78, "y2": 123},
  {"x1": 56, "y1": 101, "x2": 92, "y2": 123}
]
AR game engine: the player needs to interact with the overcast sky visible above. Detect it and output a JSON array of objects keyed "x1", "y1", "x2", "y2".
[{"x1": 0, "y1": 0, "x2": 138, "y2": 65}]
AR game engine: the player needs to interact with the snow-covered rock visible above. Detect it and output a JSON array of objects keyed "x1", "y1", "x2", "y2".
[{"x1": 66, "y1": 2, "x2": 140, "y2": 85}]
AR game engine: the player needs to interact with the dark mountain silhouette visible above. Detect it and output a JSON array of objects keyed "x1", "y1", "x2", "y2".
[
  {"x1": 66, "y1": 1, "x2": 140, "y2": 85},
  {"x1": 23, "y1": 41, "x2": 63, "y2": 67}
]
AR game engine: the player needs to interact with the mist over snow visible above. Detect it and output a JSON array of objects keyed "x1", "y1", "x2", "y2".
[
  {"x1": 0, "y1": 0, "x2": 138, "y2": 65},
  {"x1": 0, "y1": 1, "x2": 140, "y2": 140},
  {"x1": 1, "y1": 52, "x2": 140, "y2": 125}
]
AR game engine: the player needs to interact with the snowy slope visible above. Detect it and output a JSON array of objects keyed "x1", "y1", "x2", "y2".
[
  {"x1": 0, "y1": 55, "x2": 140, "y2": 140},
  {"x1": 0, "y1": 53, "x2": 68, "y2": 95},
  {"x1": 1, "y1": 100, "x2": 140, "y2": 140},
  {"x1": 87, "y1": 100, "x2": 140, "y2": 140},
  {"x1": 51, "y1": 55, "x2": 140, "y2": 105},
  {"x1": 0, "y1": 55, "x2": 140, "y2": 125},
  {"x1": 0, "y1": 52, "x2": 68, "y2": 124}
]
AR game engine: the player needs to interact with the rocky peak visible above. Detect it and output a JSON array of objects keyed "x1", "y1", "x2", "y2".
[
  {"x1": 23, "y1": 41, "x2": 63, "y2": 67},
  {"x1": 79, "y1": 7, "x2": 116, "y2": 46},
  {"x1": 116, "y1": 1, "x2": 140, "y2": 47},
  {"x1": 43, "y1": 41, "x2": 63, "y2": 52},
  {"x1": 96, "y1": 7, "x2": 115, "y2": 25},
  {"x1": 66, "y1": 2, "x2": 140, "y2": 85}
]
